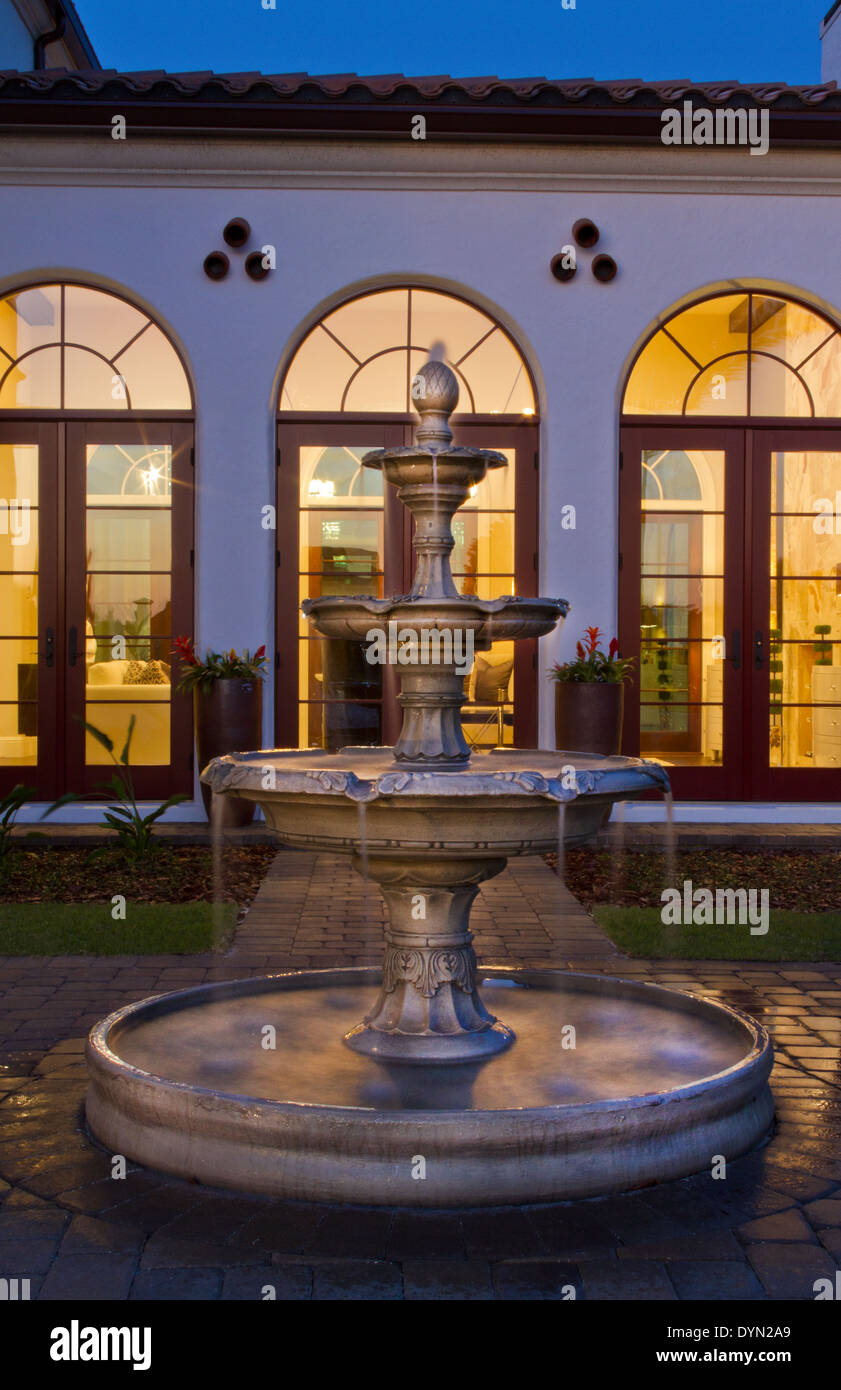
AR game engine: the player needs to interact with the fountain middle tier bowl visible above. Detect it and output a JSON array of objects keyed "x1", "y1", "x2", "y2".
[
  {"x1": 201, "y1": 746, "x2": 670, "y2": 855},
  {"x1": 300, "y1": 594, "x2": 566, "y2": 646}
]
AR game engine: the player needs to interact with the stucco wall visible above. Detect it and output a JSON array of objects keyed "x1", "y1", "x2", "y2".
[
  {"x1": 2, "y1": 135, "x2": 841, "y2": 810},
  {"x1": 0, "y1": 3, "x2": 34, "y2": 68}
]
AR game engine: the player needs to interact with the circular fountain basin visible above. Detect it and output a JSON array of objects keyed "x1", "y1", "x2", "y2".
[{"x1": 86, "y1": 967, "x2": 773, "y2": 1207}]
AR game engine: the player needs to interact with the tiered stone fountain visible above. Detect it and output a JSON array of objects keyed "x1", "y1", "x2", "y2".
[{"x1": 85, "y1": 359, "x2": 773, "y2": 1206}]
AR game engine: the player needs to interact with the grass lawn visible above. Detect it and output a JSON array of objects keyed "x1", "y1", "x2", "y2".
[
  {"x1": 0, "y1": 900, "x2": 237, "y2": 955},
  {"x1": 593, "y1": 904, "x2": 841, "y2": 961}
]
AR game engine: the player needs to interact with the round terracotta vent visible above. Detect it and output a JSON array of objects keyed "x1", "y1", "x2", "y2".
[
  {"x1": 203, "y1": 251, "x2": 230, "y2": 281},
  {"x1": 550, "y1": 253, "x2": 577, "y2": 282},
  {"x1": 572, "y1": 219, "x2": 600, "y2": 248},
  {"x1": 592, "y1": 254, "x2": 618, "y2": 283},
  {"x1": 245, "y1": 251, "x2": 271, "y2": 281},
  {"x1": 223, "y1": 218, "x2": 251, "y2": 248}
]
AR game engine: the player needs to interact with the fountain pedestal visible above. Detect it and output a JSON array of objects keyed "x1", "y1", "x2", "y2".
[{"x1": 346, "y1": 855, "x2": 513, "y2": 1061}]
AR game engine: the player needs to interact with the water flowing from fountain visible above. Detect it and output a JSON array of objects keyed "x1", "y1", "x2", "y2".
[
  {"x1": 611, "y1": 799, "x2": 625, "y2": 905},
  {"x1": 210, "y1": 793, "x2": 226, "y2": 947},
  {"x1": 663, "y1": 788, "x2": 677, "y2": 898}
]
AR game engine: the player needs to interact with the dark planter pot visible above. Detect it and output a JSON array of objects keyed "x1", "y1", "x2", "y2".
[
  {"x1": 194, "y1": 679, "x2": 263, "y2": 826},
  {"x1": 554, "y1": 681, "x2": 625, "y2": 756}
]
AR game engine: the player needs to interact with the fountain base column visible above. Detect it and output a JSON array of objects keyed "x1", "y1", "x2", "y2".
[{"x1": 344, "y1": 857, "x2": 515, "y2": 1063}]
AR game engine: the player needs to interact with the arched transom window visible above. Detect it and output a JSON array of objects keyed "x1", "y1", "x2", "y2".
[
  {"x1": 624, "y1": 291, "x2": 841, "y2": 418},
  {"x1": 279, "y1": 287, "x2": 536, "y2": 415},
  {"x1": 0, "y1": 283, "x2": 192, "y2": 411}
]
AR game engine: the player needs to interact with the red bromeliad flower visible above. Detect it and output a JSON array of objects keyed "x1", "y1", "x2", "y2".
[
  {"x1": 609, "y1": 637, "x2": 620, "y2": 659},
  {"x1": 584, "y1": 625, "x2": 602, "y2": 655},
  {"x1": 172, "y1": 635, "x2": 199, "y2": 665},
  {"x1": 254, "y1": 644, "x2": 266, "y2": 661}
]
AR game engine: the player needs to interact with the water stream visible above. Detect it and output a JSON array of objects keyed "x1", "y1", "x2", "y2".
[
  {"x1": 556, "y1": 801, "x2": 566, "y2": 887},
  {"x1": 611, "y1": 799, "x2": 625, "y2": 905},
  {"x1": 210, "y1": 792, "x2": 226, "y2": 949},
  {"x1": 663, "y1": 788, "x2": 677, "y2": 896},
  {"x1": 356, "y1": 801, "x2": 372, "y2": 934}
]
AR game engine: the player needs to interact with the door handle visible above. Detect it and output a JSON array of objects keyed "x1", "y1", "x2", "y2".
[
  {"x1": 730, "y1": 630, "x2": 741, "y2": 671},
  {"x1": 68, "y1": 625, "x2": 78, "y2": 666},
  {"x1": 43, "y1": 627, "x2": 54, "y2": 667},
  {"x1": 754, "y1": 630, "x2": 764, "y2": 669}
]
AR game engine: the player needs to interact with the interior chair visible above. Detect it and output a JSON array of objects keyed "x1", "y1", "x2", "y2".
[{"x1": 461, "y1": 650, "x2": 514, "y2": 748}]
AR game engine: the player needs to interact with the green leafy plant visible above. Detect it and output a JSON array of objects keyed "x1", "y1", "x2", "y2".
[
  {"x1": 549, "y1": 627, "x2": 635, "y2": 684},
  {"x1": 813, "y1": 624, "x2": 833, "y2": 667},
  {"x1": 63, "y1": 716, "x2": 188, "y2": 863},
  {"x1": 173, "y1": 636, "x2": 267, "y2": 695},
  {"x1": 0, "y1": 785, "x2": 38, "y2": 871},
  {"x1": 0, "y1": 784, "x2": 74, "y2": 876}
]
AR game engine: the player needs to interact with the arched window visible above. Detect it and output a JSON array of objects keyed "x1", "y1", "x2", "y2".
[
  {"x1": 0, "y1": 283, "x2": 191, "y2": 410},
  {"x1": 0, "y1": 282, "x2": 193, "y2": 802},
  {"x1": 624, "y1": 291, "x2": 841, "y2": 419},
  {"x1": 619, "y1": 287, "x2": 841, "y2": 803},
  {"x1": 279, "y1": 286, "x2": 535, "y2": 416},
  {"x1": 275, "y1": 285, "x2": 539, "y2": 752}
]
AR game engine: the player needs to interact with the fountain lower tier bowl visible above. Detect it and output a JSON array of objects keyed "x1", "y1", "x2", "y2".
[{"x1": 86, "y1": 968, "x2": 773, "y2": 1207}]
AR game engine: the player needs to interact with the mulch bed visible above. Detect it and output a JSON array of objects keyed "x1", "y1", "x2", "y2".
[
  {"x1": 0, "y1": 844, "x2": 277, "y2": 909},
  {"x1": 546, "y1": 848, "x2": 841, "y2": 913}
]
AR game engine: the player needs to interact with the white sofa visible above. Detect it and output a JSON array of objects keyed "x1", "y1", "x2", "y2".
[{"x1": 85, "y1": 659, "x2": 170, "y2": 765}]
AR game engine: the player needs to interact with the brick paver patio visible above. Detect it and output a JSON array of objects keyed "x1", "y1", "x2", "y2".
[{"x1": 0, "y1": 849, "x2": 839, "y2": 1300}]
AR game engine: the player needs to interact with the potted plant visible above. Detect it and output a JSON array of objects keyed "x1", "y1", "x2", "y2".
[
  {"x1": 174, "y1": 637, "x2": 267, "y2": 827},
  {"x1": 549, "y1": 626, "x2": 634, "y2": 754}
]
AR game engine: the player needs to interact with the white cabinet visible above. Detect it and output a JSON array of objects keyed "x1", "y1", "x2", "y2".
[
  {"x1": 812, "y1": 664, "x2": 841, "y2": 767},
  {"x1": 703, "y1": 663, "x2": 723, "y2": 762}
]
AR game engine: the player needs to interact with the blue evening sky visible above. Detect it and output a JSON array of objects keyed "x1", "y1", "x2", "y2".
[{"x1": 78, "y1": 0, "x2": 832, "y2": 86}]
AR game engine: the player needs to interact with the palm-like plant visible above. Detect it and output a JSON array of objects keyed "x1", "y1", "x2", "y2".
[{"x1": 67, "y1": 716, "x2": 188, "y2": 862}]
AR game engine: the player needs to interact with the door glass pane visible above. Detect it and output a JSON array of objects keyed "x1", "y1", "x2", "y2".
[
  {"x1": 299, "y1": 445, "x2": 384, "y2": 748},
  {"x1": 296, "y1": 443, "x2": 521, "y2": 750},
  {"x1": 463, "y1": 641, "x2": 515, "y2": 748},
  {"x1": 770, "y1": 450, "x2": 841, "y2": 767},
  {"x1": 0, "y1": 445, "x2": 38, "y2": 766},
  {"x1": 455, "y1": 447, "x2": 516, "y2": 747},
  {"x1": 85, "y1": 444, "x2": 173, "y2": 767},
  {"x1": 639, "y1": 449, "x2": 726, "y2": 766}
]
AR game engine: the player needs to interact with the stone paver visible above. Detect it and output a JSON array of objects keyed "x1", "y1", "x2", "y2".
[{"x1": 0, "y1": 846, "x2": 839, "y2": 1300}]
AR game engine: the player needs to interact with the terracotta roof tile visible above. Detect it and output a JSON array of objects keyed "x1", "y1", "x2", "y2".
[{"x1": 1, "y1": 68, "x2": 839, "y2": 107}]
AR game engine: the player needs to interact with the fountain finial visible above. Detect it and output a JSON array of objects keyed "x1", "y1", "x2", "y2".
[{"x1": 414, "y1": 356, "x2": 459, "y2": 450}]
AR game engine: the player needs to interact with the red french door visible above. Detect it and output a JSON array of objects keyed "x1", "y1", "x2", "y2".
[
  {"x1": 0, "y1": 422, "x2": 59, "y2": 799},
  {"x1": 619, "y1": 426, "x2": 746, "y2": 800},
  {"x1": 748, "y1": 430, "x2": 841, "y2": 800},
  {"x1": 276, "y1": 418, "x2": 540, "y2": 752},
  {"x1": 0, "y1": 420, "x2": 193, "y2": 802},
  {"x1": 621, "y1": 424, "x2": 841, "y2": 801}
]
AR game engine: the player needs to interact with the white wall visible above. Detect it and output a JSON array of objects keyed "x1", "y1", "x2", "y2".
[
  {"x1": 0, "y1": 1, "x2": 34, "y2": 68},
  {"x1": 821, "y1": 4, "x2": 841, "y2": 83},
  {"x1": 2, "y1": 138, "x2": 841, "y2": 810}
]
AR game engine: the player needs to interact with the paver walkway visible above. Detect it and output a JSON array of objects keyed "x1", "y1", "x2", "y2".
[{"x1": 0, "y1": 850, "x2": 839, "y2": 1301}]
